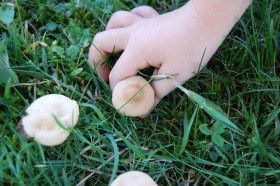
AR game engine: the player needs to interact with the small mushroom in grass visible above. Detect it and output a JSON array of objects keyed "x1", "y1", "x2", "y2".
[
  {"x1": 18, "y1": 94, "x2": 79, "y2": 146},
  {"x1": 111, "y1": 171, "x2": 158, "y2": 186},
  {"x1": 112, "y1": 76, "x2": 155, "y2": 117}
]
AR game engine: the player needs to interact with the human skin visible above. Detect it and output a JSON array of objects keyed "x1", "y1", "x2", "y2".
[{"x1": 88, "y1": 0, "x2": 252, "y2": 115}]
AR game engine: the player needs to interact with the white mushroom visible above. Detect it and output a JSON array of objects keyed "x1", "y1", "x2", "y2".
[
  {"x1": 18, "y1": 94, "x2": 79, "y2": 146},
  {"x1": 111, "y1": 171, "x2": 158, "y2": 186},
  {"x1": 112, "y1": 76, "x2": 154, "y2": 117}
]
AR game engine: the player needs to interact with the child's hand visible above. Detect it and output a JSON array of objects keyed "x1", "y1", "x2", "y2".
[{"x1": 88, "y1": 1, "x2": 250, "y2": 114}]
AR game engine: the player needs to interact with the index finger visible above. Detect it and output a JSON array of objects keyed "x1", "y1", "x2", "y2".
[{"x1": 88, "y1": 28, "x2": 129, "y2": 81}]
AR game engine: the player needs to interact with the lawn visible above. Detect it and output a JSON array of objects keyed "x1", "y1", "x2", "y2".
[{"x1": 1, "y1": 0, "x2": 280, "y2": 185}]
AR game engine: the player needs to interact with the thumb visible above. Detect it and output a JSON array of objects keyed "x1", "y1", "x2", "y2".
[
  {"x1": 140, "y1": 77, "x2": 176, "y2": 117},
  {"x1": 151, "y1": 64, "x2": 183, "y2": 101},
  {"x1": 137, "y1": 65, "x2": 185, "y2": 118},
  {"x1": 138, "y1": 73, "x2": 177, "y2": 118},
  {"x1": 144, "y1": 63, "x2": 190, "y2": 116},
  {"x1": 151, "y1": 59, "x2": 197, "y2": 100}
]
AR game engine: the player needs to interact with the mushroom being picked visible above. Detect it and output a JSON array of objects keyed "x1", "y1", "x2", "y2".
[
  {"x1": 111, "y1": 171, "x2": 158, "y2": 186},
  {"x1": 18, "y1": 94, "x2": 79, "y2": 146},
  {"x1": 112, "y1": 76, "x2": 154, "y2": 117}
]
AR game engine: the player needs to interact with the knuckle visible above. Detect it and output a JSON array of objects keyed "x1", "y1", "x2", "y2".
[
  {"x1": 141, "y1": 6, "x2": 155, "y2": 11},
  {"x1": 93, "y1": 32, "x2": 104, "y2": 45},
  {"x1": 111, "y1": 11, "x2": 128, "y2": 20}
]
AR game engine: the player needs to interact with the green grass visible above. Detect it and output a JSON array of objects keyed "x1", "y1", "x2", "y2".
[{"x1": 1, "y1": 0, "x2": 280, "y2": 185}]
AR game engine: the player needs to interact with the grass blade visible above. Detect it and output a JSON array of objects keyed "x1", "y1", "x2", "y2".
[
  {"x1": 0, "y1": 34, "x2": 18, "y2": 84},
  {"x1": 172, "y1": 80, "x2": 243, "y2": 134},
  {"x1": 80, "y1": 103, "x2": 108, "y2": 124},
  {"x1": 52, "y1": 114, "x2": 73, "y2": 132},
  {"x1": 4, "y1": 78, "x2": 12, "y2": 99},
  {"x1": 115, "y1": 130, "x2": 146, "y2": 159},
  {"x1": 106, "y1": 134, "x2": 119, "y2": 185},
  {"x1": 179, "y1": 107, "x2": 198, "y2": 155}
]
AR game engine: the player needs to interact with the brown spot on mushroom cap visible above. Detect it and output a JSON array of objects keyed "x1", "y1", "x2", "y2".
[
  {"x1": 112, "y1": 76, "x2": 154, "y2": 117},
  {"x1": 111, "y1": 171, "x2": 158, "y2": 186},
  {"x1": 20, "y1": 94, "x2": 79, "y2": 146}
]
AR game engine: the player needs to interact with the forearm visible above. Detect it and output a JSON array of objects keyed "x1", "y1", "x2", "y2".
[
  {"x1": 171, "y1": 0, "x2": 252, "y2": 68},
  {"x1": 184, "y1": 0, "x2": 252, "y2": 36}
]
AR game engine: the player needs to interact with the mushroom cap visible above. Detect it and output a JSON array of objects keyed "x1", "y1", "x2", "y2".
[
  {"x1": 112, "y1": 76, "x2": 154, "y2": 117},
  {"x1": 111, "y1": 171, "x2": 158, "y2": 186},
  {"x1": 20, "y1": 94, "x2": 79, "y2": 146}
]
